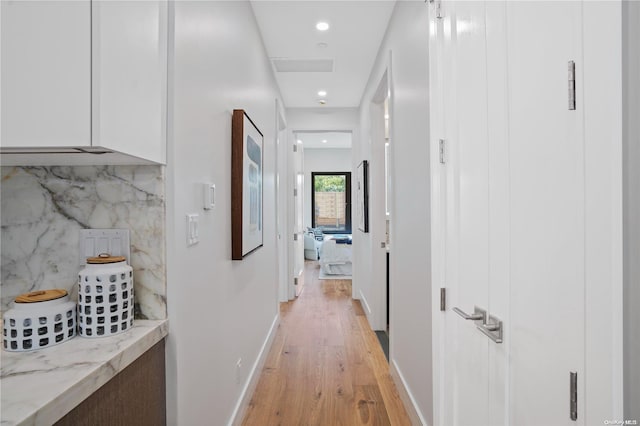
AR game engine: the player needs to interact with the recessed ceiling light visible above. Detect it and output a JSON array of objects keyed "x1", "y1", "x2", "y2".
[
  {"x1": 316, "y1": 22, "x2": 330, "y2": 31},
  {"x1": 317, "y1": 90, "x2": 327, "y2": 97},
  {"x1": 318, "y1": 99, "x2": 327, "y2": 105},
  {"x1": 322, "y1": 140, "x2": 328, "y2": 144},
  {"x1": 317, "y1": 42, "x2": 328, "y2": 49}
]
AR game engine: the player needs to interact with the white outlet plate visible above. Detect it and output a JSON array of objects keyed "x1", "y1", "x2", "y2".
[
  {"x1": 79, "y1": 229, "x2": 130, "y2": 267},
  {"x1": 186, "y1": 214, "x2": 199, "y2": 246}
]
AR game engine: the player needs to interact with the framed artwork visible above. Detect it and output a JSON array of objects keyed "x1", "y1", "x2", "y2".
[
  {"x1": 356, "y1": 160, "x2": 369, "y2": 233},
  {"x1": 232, "y1": 109, "x2": 264, "y2": 260}
]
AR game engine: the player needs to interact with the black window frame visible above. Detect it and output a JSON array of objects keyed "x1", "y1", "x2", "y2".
[{"x1": 311, "y1": 172, "x2": 352, "y2": 234}]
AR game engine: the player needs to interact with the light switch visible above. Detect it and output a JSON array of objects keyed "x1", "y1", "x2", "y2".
[
  {"x1": 186, "y1": 214, "x2": 199, "y2": 246},
  {"x1": 79, "y1": 229, "x2": 130, "y2": 267},
  {"x1": 203, "y1": 183, "x2": 215, "y2": 210}
]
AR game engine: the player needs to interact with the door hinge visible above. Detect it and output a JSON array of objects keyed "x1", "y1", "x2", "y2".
[
  {"x1": 440, "y1": 288, "x2": 446, "y2": 311},
  {"x1": 439, "y1": 139, "x2": 446, "y2": 164},
  {"x1": 568, "y1": 60, "x2": 576, "y2": 110},
  {"x1": 294, "y1": 277, "x2": 298, "y2": 285},
  {"x1": 570, "y1": 372, "x2": 578, "y2": 421},
  {"x1": 294, "y1": 188, "x2": 298, "y2": 197},
  {"x1": 293, "y1": 144, "x2": 298, "y2": 152},
  {"x1": 293, "y1": 233, "x2": 298, "y2": 241}
]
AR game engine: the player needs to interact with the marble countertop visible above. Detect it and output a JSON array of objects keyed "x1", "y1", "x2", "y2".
[{"x1": 0, "y1": 319, "x2": 168, "y2": 426}]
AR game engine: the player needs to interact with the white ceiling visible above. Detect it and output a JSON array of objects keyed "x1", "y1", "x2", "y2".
[
  {"x1": 296, "y1": 131, "x2": 352, "y2": 149},
  {"x1": 251, "y1": 1, "x2": 397, "y2": 108}
]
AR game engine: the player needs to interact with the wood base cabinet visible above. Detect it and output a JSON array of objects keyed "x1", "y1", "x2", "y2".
[{"x1": 55, "y1": 339, "x2": 166, "y2": 426}]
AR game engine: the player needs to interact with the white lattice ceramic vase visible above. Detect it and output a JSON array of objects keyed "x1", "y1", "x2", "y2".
[
  {"x1": 78, "y1": 254, "x2": 134, "y2": 338},
  {"x1": 3, "y1": 290, "x2": 77, "y2": 351}
]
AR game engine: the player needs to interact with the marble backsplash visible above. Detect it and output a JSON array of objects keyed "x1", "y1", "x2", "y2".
[{"x1": 1, "y1": 166, "x2": 166, "y2": 319}]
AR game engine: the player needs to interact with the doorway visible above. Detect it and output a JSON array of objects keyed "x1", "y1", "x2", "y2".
[
  {"x1": 367, "y1": 69, "x2": 391, "y2": 337},
  {"x1": 293, "y1": 131, "x2": 353, "y2": 294}
]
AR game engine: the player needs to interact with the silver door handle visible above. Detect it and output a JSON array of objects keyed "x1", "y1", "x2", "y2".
[
  {"x1": 453, "y1": 306, "x2": 485, "y2": 321},
  {"x1": 453, "y1": 306, "x2": 486, "y2": 325},
  {"x1": 477, "y1": 314, "x2": 503, "y2": 344}
]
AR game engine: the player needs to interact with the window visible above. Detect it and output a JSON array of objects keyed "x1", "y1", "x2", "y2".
[{"x1": 311, "y1": 172, "x2": 351, "y2": 234}]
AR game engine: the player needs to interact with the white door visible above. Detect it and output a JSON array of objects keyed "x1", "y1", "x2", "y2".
[
  {"x1": 370, "y1": 97, "x2": 388, "y2": 331},
  {"x1": 294, "y1": 168, "x2": 305, "y2": 297},
  {"x1": 443, "y1": 2, "x2": 493, "y2": 425},
  {"x1": 436, "y1": 1, "x2": 587, "y2": 425},
  {"x1": 289, "y1": 137, "x2": 305, "y2": 297},
  {"x1": 507, "y1": 2, "x2": 585, "y2": 423},
  {"x1": 276, "y1": 103, "x2": 289, "y2": 302}
]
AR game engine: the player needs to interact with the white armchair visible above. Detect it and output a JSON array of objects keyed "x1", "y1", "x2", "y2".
[{"x1": 304, "y1": 232, "x2": 322, "y2": 260}]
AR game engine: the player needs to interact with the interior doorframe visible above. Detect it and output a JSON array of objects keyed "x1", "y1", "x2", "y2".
[
  {"x1": 428, "y1": 2, "x2": 448, "y2": 424},
  {"x1": 275, "y1": 99, "x2": 289, "y2": 302},
  {"x1": 367, "y1": 65, "x2": 392, "y2": 333},
  {"x1": 290, "y1": 128, "x2": 358, "y2": 299}
]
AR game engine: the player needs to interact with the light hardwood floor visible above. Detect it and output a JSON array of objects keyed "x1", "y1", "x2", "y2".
[{"x1": 242, "y1": 260, "x2": 411, "y2": 426}]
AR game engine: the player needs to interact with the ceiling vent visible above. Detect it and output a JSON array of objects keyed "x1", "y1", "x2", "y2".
[{"x1": 271, "y1": 58, "x2": 334, "y2": 73}]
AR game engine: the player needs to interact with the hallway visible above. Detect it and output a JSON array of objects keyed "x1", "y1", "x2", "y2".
[{"x1": 242, "y1": 261, "x2": 410, "y2": 425}]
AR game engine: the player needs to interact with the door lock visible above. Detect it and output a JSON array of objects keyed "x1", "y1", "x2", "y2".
[{"x1": 477, "y1": 314, "x2": 503, "y2": 344}]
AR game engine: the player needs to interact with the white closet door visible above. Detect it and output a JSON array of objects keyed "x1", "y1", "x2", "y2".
[
  {"x1": 506, "y1": 2, "x2": 585, "y2": 424},
  {"x1": 485, "y1": 2, "x2": 510, "y2": 425},
  {"x1": 446, "y1": 1, "x2": 492, "y2": 425},
  {"x1": 439, "y1": 1, "x2": 586, "y2": 425}
]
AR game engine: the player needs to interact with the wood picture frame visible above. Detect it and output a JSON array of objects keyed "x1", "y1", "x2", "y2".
[
  {"x1": 356, "y1": 160, "x2": 369, "y2": 233},
  {"x1": 232, "y1": 109, "x2": 264, "y2": 260}
]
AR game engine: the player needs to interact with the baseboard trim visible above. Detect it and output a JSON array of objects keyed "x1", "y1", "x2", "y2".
[
  {"x1": 359, "y1": 289, "x2": 372, "y2": 315},
  {"x1": 390, "y1": 359, "x2": 429, "y2": 426},
  {"x1": 228, "y1": 314, "x2": 279, "y2": 426}
]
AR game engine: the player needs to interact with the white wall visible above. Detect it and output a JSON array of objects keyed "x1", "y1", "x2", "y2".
[
  {"x1": 287, "y1": 107, "x2": 359, "y2": 133},
  {"x1": 356, "y1": 2, "x2": 432, "y2": 424},
  {"x1": 165, "y1": 2, "x2": 282, "y2": 424},
  {"x1": 623, "y1": 0, "x2": 640, "y2": 420},
  {"x1": 303, "y1": 148, "x2": 352, "y2": 229}
]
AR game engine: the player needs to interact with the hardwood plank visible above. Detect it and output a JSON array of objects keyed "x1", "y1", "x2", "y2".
[
  {"x1": 242, "y1": 261, "x2": 411, "y2": 426},
  {"x1": 353, "y1": 384, "x2": 391, "y2": 426}
]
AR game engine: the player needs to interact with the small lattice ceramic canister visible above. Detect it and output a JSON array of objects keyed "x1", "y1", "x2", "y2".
[
  {"x1": 78, "y1": 253, "x2": 134, "y2": 338},
  {"x1": 3, "y1": 289, "x2": 77, "y2": 351}
]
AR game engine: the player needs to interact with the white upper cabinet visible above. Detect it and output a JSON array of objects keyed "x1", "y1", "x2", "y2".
[
  {"x1": 92, "y1": 1, "x2": 167, "y2": 164},
  {"x1": 1, "y1": 0, "x2": 167, "y2": 165},
  {"x1": 1, "y1": 1, "x2": 91, "y2": 148}
]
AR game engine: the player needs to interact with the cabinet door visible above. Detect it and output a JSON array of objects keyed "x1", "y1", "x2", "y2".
[
  {"x1": 1, "y1": 1, "x2": 91, "y2": 147},
  {"x1": 92, "y1": 1, "x2": 167, "y2": 164}
]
